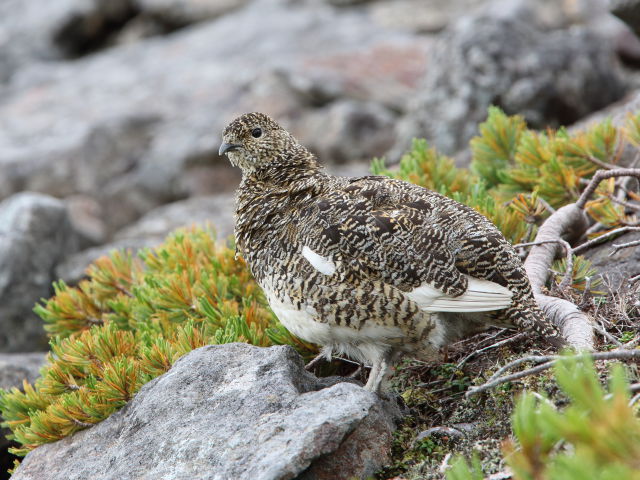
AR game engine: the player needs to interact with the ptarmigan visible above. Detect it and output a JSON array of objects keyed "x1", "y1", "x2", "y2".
[{"x1": 219, "y1": 112, "x2": 564, "y2": 393}]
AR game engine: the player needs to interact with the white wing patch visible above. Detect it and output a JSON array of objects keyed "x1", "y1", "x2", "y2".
[
  {"x1": 302, "y1": 246, "x2": 336, "y2": 275},
  {"x1": 406, "y1": 275, "x2": 513, "y2": 313}
]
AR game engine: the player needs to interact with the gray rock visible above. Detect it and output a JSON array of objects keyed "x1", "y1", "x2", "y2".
[
  {"x1": 64, "y1": 194, "x2": 109, "y2": 247},
  {"x1": 392, "y1": 14, "x2": 627, "y2": 157},
  {"x1": 369, "y1": 0, "x2": 486, "y2": 34},
  {"x1": 298, "y1": 100, "x2": 397, "y2": 164},
  {"x1": 371, "y1": 0, "x2": 623, "y2": 35},
  {"x1": 54, "y1": 238, "x2": 155, "y2": 286},
  {"x1": 137, "y1": 0, "x2": 249, "y2": 26},
  {"x1": 571, "y1": 89, "x2": 640, "y2": 130},
  {"x1": 0, "y1": 352, "x2": 47, "y2": 391},
  {"x1": 323, "y1": 0, "x2": 373, "y2": 6},
  {"x1": 0, "y1": 0, "x2": 139, "y2": 81},
  {"x1": 12, "y1": 344, "x2": 400, "y2": 480},
  {"x1": 0, "y1": 0, "x2": 245, "y2": 77},
  {"x1": 584, "y1": 230, "x2": 640, "y2": 290},
  {"x1": 0, "y1": 193, "x2": 80, "y2": 351},
  {"x1": 612, "y1": 0, "x2": 640, "y2": 37},
  {"x1": 114, "y1": 193, "x2": 237, "y2": 242}
]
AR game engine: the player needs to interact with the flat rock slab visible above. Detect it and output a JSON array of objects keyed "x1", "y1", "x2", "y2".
[{"x1": 12, "y1": 344, "x2": 400, "y2": 480}]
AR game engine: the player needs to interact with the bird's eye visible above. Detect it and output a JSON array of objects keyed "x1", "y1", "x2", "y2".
[{"x1": 251, "y1": 128, "x2": 262, "y2": 138}]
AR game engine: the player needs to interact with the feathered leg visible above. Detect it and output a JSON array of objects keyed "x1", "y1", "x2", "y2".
[
  {"x1": 364, "y1": 350, "x2": 396, "y2": 393},
  {"x1": 364, "y1": 361, "x2": 381, "y2": 391}
]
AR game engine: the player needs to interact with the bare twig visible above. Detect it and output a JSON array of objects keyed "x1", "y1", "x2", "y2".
[
  {"x1": 585, "y1": 221, "x2": 607, "y2": 236},
  {"x1": 456, "y1": 333, "x2": 527, "y2": 369},
  {"x1": 586, "y1": 155, "x2": 617, "y2": 170},
  {"x1": 593, "y1": 322, "x2": 623, "y2": 348},
  {"x1": 573, "y1": 226, "x2": 640, "y2": 255},
  {"x1": 466, "y1": 350, "x2": 640, "y2": 398},
  {"x1": 610, "y1": 239, "x2": 640, "y2": 256},
  {"x1": 450, "y1": 328, "x2": 506, "y2": 348},
  {"x1": 115, "y1": 285, "x2": 134, "y2": 298},
  {"x1": 608, "y1": 194, "x2": 640, "y2": 212},
  {"x1": 523, "y1": 168, "x2": 640, "y2": 350},
  {"x1": 335, "y1": 356, "x2": 368, "y2": 368},
  {"x1": 628, "y1": 383, "x2": 640, "y2": 407},
  {"x1": 348, "y1": 364, "x2": 364, "y2": 380},
  {"x1": 438, "y1": 453, "x2": 453, "y2": 474},
  {"x1": 515, "y1": 239, "x2": 570, "y2": 250},
  {"x1": 71, "y1": 418, "x2": 94, "y2": 428},
  {"x1": 487, "y1": 355, "x2": 555, "y2": 382},
  {"x1": 466, "y1": 361, "x2": 555, "y2": 397},
  {"x1": 576, "y1": 168, "x2": 640, "y2": 209},
  {"x1": 538, "y1": 197, "x2": 556, "y2": 214}
]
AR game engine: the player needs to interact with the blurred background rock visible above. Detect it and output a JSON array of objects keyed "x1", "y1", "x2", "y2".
[{"x1": 0, "y1": 0, "x2": 639, "y2": 352}]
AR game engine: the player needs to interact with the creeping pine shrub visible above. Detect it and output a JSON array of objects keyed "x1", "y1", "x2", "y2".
[
  {"x1": 447, "y1": 356, "x2": 640, "y2": 480},
  {"x1": 374, "y1": 106, "x2": 639, "y2": 246},
  {"x1": 0, "y1": 228, "x2": 316, "y2": 457}
]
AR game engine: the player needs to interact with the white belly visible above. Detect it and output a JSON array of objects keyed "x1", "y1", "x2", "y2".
[
  {"x1": 266, "y1": 292, "x2": 333, "y2": 345},
  {"x1": 262, "y1": 281, "x2": 450, "y2": 366},
  {"x1": 265, "y1": 290, "x2": 405, "y2": 353}
]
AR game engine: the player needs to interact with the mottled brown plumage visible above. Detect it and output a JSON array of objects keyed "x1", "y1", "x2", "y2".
[{"x1": 219, "y1": 112, "x2": 563, "y2": 392}]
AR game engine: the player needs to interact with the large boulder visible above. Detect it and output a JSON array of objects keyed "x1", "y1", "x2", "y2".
[
  {"x1": 0, "y1": 193, "x2": 80, "y2": 351},
  {"x1": 12, "y1": 344, "x2": 401, "y2": 480},
  {"x1": 392, "y1": 12, "x2": 627, "y2": 157}
]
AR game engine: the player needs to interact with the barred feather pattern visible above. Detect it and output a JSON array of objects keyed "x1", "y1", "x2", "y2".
[{"x1": 223, "y1": 113, "x2": 564, "y2": 376}]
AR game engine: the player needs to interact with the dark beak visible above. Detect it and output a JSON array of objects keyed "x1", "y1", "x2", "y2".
[{"x1": 219, "y1": 142, "x2": 242, "y2": 156}]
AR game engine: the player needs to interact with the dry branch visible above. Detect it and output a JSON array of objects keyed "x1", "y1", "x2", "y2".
[
  {"x1": 455, "y1": 332, "x2": 527, "y2": 369},
  {"x1": 573, "y1": 226, "x2": 640, "y2": 255},
  {"x1": 524, "y1": 204, "x2": 592, "y2": 349},
  {"x1": 524, "y1": 168, "x2": 640, "y2": 351},
  {"x1": 610, "y1": 239, "x2": 640, "y2": 256},
  {"x1": 466, "y1": 350, "x2": 640, "y2": 397},
  {"x1": 576, "y1": 168, "x2": 640, "y2": 209}
]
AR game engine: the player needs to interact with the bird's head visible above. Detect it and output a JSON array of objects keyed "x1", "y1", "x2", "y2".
[{"x1": 219, "y1": 112, "x2": 299, "y2": 174}]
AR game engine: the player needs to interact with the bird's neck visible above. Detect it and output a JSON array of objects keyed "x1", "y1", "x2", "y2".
[
  {"x1": 244, "y1": 145, "x2": 328, "y2": 192},
  {"x1": 234, "y1": 148, "x2": 330, "y2": 262}
]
